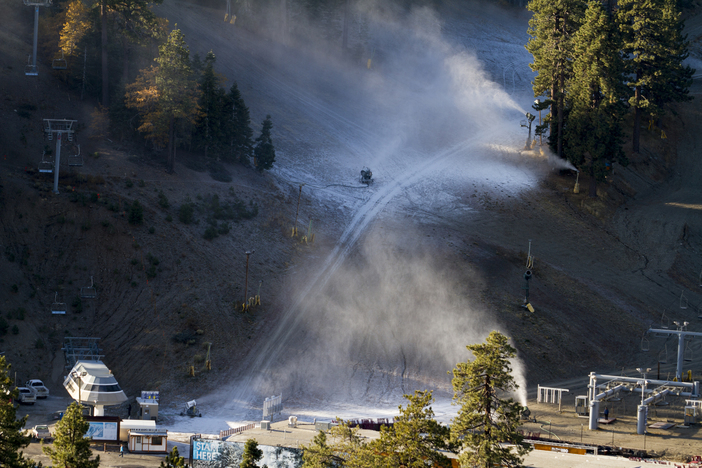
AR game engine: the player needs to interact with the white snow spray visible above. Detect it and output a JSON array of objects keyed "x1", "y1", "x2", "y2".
[{"x1": 188, "y1": 0, "x2": 537, "y2": 425}]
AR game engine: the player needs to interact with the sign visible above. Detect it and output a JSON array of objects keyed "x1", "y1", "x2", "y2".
[
  {"x1": 141, "y1": 391, "x2": 159, "y2": 401},
  {"x1": 86, "y1": 421, "x2": 118, "y2": 441},
  {"x1": 192, "y1": 439, "x2": 302, "y2": 467},
  {"x1": 193, "y1": 440, "x2": 223, "y2": 461}
]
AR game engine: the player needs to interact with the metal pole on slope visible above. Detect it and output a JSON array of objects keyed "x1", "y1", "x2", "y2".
[
  {"x1": 54, "y1": 133, "x2": 62, "y2": 194},
  {"x1": 293, "y1": 184, "x2": 304, "y2": 236},
  {"x1": 244, "y1": 250, "x2": 254, "y2": 307}
]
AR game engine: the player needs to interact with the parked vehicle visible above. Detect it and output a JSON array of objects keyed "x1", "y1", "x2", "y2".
[
  {"x1": 29, "y1": 425, "x2": 51, "y2": 441},
  {"x1": 25, "y1": 379, "x2": 49, "y2": 399},
  {"x1": 16, "y1": 387, "x2": 35, "y2": 405}
]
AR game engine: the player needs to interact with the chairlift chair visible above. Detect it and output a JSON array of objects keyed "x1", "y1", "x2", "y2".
[
  {"x1": 51, "y1": 292, "x2": 67, "y2": 315},
  {"x1": 681, "y1": 290, "x2": 689, "y2": 310},
  {"x1": 68, "y1": 144, "x2": 82, "y2": 167},
  {"x1": 641, "y1": 334, "x2": 650, "y2": 352},
  {"x1": 52, "y1": 51, "x2": 67, "y2": 70},
  {"x1": 25, "y1": 55, "x2": 37, "y2": 76},
  {"x1": 80, "y1": 276, "x2": 96, "y2": 299},
  {"x1": 660, "y1": 311, "x2": 670, "y2": 329},
  {"x1": 38, "y1": 151, "x2": 53, "y2": 173}
]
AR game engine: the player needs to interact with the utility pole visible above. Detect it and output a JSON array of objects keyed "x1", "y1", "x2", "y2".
[
  {"x1": 244, "y1": 250, "x2": 255, "y2": 306},
  {"x1": 293, "y1": 184, "x2": 304, "y2": 236}
]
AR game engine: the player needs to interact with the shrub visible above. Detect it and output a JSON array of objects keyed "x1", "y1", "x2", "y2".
[
  {"x1": 149, "y1": 226, "x2": 155, "y2": 234},
  {"x1": 128, "y1": 200, "x2": 144, "y2": 225},
  {"x1": 125, "y1": 178, "x2": 134, "y2": 188},
  {"x1": 35, "y1": 339, "x2": 44, "y2": 349},
  {"x1": 158, "y1": 191, "x2": 170, "y2": 209},
  {"x1": 165, "y1": 214, "x2": 173, "y2": 222},
  {"x1": 0, "y1": 318, "x2": 8, "y2": 335},
  {"x1": 179, "y1": 200, "x2": 195, "y2": 224},
  {"x1": 11, "y1": 325, "x2": 18, "y2": 335},
  {"x1": 10, "y1": 284, "x2": 18, "y2": 293},
  {"x1": 72, "y1": 296, "x2": 83, "y2": 313},
  {"x1": 146, "y1": 265, "x2": 157, "y2": 279},
  {"x1": 173, "y1": 330, "x2": 197, "y2": 344},
  {"x1": 15, "y1": 308, "x2": 26, "y2": 320},
  {"x1": 81, "y1": 221, "x2": 91, "y2": 231},
  {"x1": 203, "y1": 226, "x2": 218, "y2": 240}
]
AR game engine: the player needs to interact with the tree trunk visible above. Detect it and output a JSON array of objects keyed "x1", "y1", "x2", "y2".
[
  {"x1": 122, "y1": 36, "x2": 129, "y2": 88},
  {"x1": 550, "y1": 81, "x2": 556, "y2": 142},
  {"x1": 167, "y1": 119, "x2": 175, "y2": 173},
  {"x1": 557, "y1": 70, "x2": 564, "y2": 158},
  {"x1": 589, "y1": 167, "x2": 597, "y2": 198},
  {"x1": 101, "y1": 0, "x2": 109, "y2": 107},
  {"x1": 633, "y1": 84, "x2": 641, "y2": 153}
]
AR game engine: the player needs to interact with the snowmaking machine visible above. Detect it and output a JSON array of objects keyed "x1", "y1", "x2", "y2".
[
  {"x1": 360, "y1": 167, "x2": 373, "y2": 184},
  {"x1": 180, "y1": 400, "x2": 202, "y2": 417}
]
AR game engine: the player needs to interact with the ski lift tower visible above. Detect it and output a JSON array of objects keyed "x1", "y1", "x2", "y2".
[
  {"x1": 43, "y1": 119, "x2": 77, "y2": 194},
  {"x1": 646, "y1": 321, "x2": 702, "y2": 381},
  {"x1": 23, "y1": 0, "x2": 52, "y2": 76}
]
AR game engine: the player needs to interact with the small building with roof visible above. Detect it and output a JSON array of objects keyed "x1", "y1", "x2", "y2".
[{"x1": 63, "y1": 360, "x2": 128, "y2": 416}]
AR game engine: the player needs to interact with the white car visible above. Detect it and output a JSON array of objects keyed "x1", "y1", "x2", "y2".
[
  {"x1": 29, "y1": 424, "x2": 51, "y2": 441},
  {"x1": 16, "y1": 387, "x2": 36, "y2": 405},
  {"x1": 25, "y1": 379, "x2": 49, "y2": 399}
]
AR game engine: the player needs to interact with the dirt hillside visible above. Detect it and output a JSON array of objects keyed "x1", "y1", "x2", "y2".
[{"x1": 1, "y1": 0, "x2": 702, "y2": 421}]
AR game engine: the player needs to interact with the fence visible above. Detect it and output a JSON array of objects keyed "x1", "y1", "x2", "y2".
[{"x1": 219, "y1": 423, "x2": 256, "y2": 439}]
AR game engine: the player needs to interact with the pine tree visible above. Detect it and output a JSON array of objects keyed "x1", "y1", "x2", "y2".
[
  {"x1": 301, "y1": 431, "x2": 335, "y2": 468},
  {"x1": 564, "y1": 1, "x2": 628, "y2": 196},
  {"x1": 526, "y1": 0, "x2": 585, "y2": 157},
  {"x1": 240, "y1": 438, "x2": 263, "y2": 468},
  {"x1": 110, "y1": 0, "x2": 166, "y2": 87},
  {"x1": 43, "y1": 402, "x2": 100, "y2": 468},
  {"x1": 126, "y1": 27, "x2": 200, "y2": 173},
  {"x1": 193, "y1": 51, "x2": 226, "y2": 159},
  {"x1": 227, "y1": 82, "x2": 254, "y2": 165},
  {"x1": 372, "y1": 390, "x2": 453, "y2": 468},
  {"x1": 451, "y1": 331, "x2": 531, "y2": 468},
  {"x1": 254, "y1": 115, "x2": 276, "y2": 172},
  {"x1": 617, "y1": 0, "x2": 694, "y2": 152},
  {"x1": 0, "y1": 357, "x2": 34, "y2": 468},
  {"x1": 160, "y1": 446, "x2": 185, "y2": 468}
]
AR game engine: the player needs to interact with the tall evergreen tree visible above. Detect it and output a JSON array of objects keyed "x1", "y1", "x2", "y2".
[
  {"x1": 451, "y1": 331, "x2": 531, "y2": 468},
  {"x1": 0, "y1": 357, "x2": 34, "y2": 468},
  {"x1": 254, "y1": 114, "x2": 276, "y2": 172},
  {"x1": 194, "y1": 51, "x2": 227, "y2": 159},
  {"x1": 372, "y1": 390, "x2": 453, "y2": 468},
  {"x1": 110, "y1": 0, "x2": 166, "y2": 87},
  {"x1": 227, "y1": 82, "x2": 254, "y2": 165},
  {"x1": 617, "y1": 0, "x2": 694, "y2": 152},
  {"x1": 43, "y1": 402, "x2": 100, "y2": 468},
  {"x1": 526, "y1": 0, "x2": 584, "y2": 157},
  {"x1": 565, "y1": 1, "x2": 628, "y2": 196},
  {"x1": 126, "y1": 27, "x2": 200, "y2": 173}
]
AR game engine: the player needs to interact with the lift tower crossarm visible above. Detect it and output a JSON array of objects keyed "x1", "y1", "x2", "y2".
[{"x1": 647, "y1": 327, "x2": 702, "y2": 381}]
